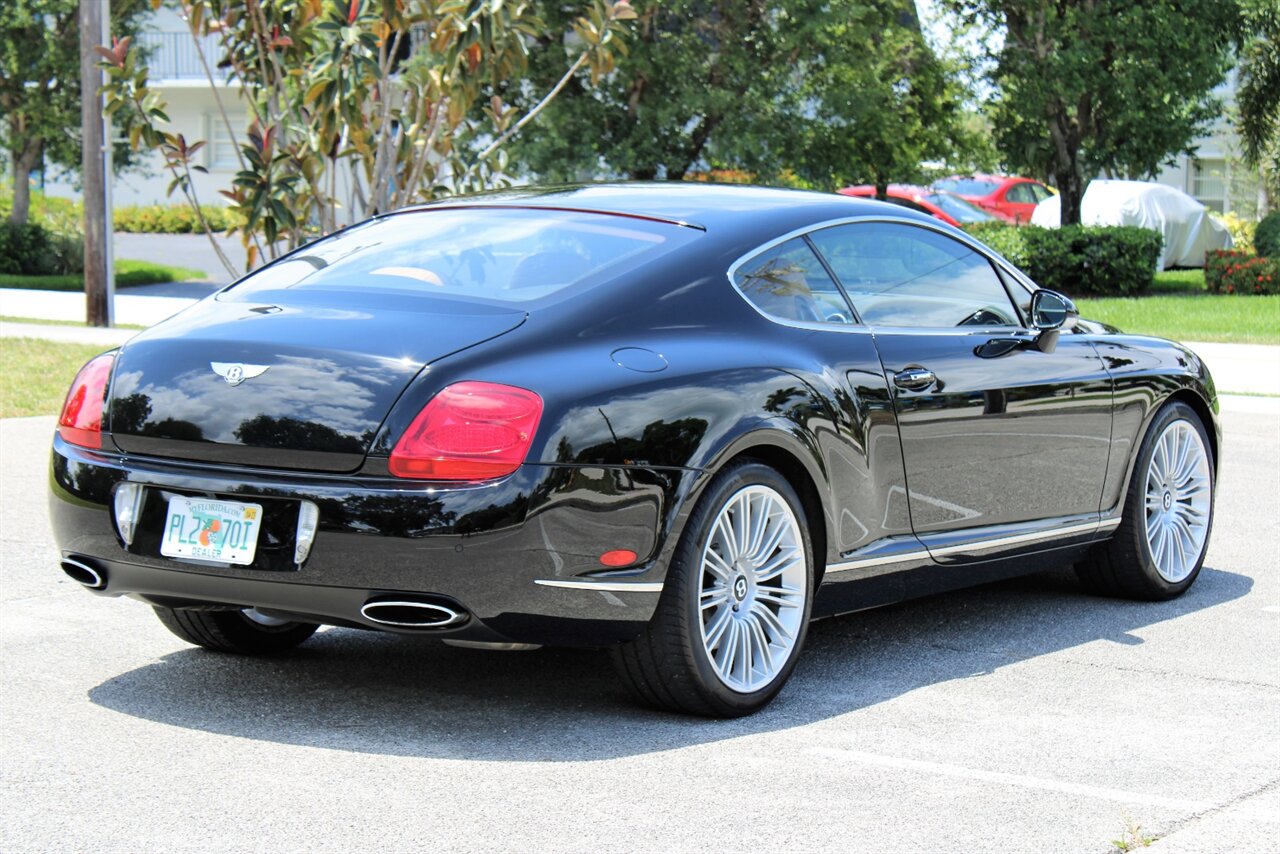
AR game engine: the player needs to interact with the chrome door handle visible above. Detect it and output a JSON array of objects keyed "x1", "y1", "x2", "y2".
[{"x1": 893, "y1": 367, "x2": 936, "y2": 391}]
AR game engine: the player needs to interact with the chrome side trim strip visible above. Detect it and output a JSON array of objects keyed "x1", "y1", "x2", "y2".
[
  {"x1": 1098, "y1": 517, "x2": 1123, "y2": 530},
  {"x1": 546, "y1": 520, "x2": 1120, "y2": 587},
  {"x1": 927, "y1": 521, "x2": 1103, "y2": 558},
  {"x1": 825, "y1": 549, "x2": 932, "y2": 575},
  {"x1": 534, "y1": 579, "x2": 665, "y2": 593}
]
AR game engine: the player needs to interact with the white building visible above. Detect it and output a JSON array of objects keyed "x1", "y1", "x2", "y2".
[
  {"x1": 1152, "y1": 68, "x2": 1266, "y2": 217},
  {"x1": 44, "y1": 7, "x2": 254, "y2": 208}
]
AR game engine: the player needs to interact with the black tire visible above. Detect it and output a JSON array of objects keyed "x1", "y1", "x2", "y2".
[
  {"x1": 1076, "y1": 400, "x2": 1215, "y2": 600},
  {"x1": 153, "y1": 606, "x2": 319, "y2": 654},
  {"x1": 610, "y1": 460, "x2": 815, "y2": 717}
]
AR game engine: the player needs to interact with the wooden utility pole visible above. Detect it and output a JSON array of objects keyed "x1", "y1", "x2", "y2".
[{"x1": 80, "y1": 0, "x2": 114, "y2": 327}]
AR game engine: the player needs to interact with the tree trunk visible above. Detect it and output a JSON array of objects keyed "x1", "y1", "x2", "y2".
[
  {"x1": 8, "y1": 140, "x2": 41, "y2": 225},
  {"x1": 1055, "y1": 163, "x2": 1087, "y2": 226}
]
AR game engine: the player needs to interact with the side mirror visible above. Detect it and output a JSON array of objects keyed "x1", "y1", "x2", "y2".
[
  {"x1": 1027, "y1": 290, "x2": 1078, "y2": 353},
  {"x1": 1029, "y1": 289, "x2": 1078, "y2": 331}
]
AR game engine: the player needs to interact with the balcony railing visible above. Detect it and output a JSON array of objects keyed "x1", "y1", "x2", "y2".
[
  {"x1": 137, "y1": 27, "x2": 430, "y2": 82},
  {"x1": 135, "y1": 32, "x2": 228, "y2": 81}
]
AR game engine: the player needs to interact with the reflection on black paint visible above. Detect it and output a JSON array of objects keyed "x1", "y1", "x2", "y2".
[
  {"x1": 234, "y1": 415, "x2": 367, "y2": 455},
  {"x1": 110, "y1": 393, "x2": 152, "y2": 435},
  {"x1": 152, "y1": 418, "x2": 204, "y2": 442},
  {"x1": 328, "y1": 494, "x2": 457, "y2": 538}
]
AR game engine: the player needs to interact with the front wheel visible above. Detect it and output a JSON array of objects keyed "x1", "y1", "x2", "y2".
[
  {"x1": 153, "y1": 605, "x2": 319, "y2": 654},
  {"x1": 610, "y1": 461, "x2": 814, "y2": 717},
  {"x1": 1077, "y1": 400, "x2": 1215, "y2": 600}
]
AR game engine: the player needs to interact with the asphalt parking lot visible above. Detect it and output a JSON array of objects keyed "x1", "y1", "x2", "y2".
[{"x1": 2, "y1": 409, "x2": 1277, "y2": 853}]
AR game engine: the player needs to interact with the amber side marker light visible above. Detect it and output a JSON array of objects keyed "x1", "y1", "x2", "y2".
[
  {"x1": 58, "y1": 352, "x2": 116, "y2": 449},
  {"x1": 389, "y1": 381, "x2": 544, "y2": 480}
]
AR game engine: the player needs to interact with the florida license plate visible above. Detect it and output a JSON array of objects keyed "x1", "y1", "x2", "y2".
[{"x1": 160, "y1": 496, "x2": 263, "y2": 566}]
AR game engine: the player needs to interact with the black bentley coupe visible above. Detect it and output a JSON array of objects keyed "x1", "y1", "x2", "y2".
[{"x1": 50, "y1": 184, "x2": 1219, "y2": 716}]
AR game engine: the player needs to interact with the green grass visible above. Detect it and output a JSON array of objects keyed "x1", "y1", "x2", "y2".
[
  {"x1": 0, "y1": 259, "x2": 206, "y2": 291},
  {"x1": 1151, "y1": 268, "x2": 1207, "y2": 294},
  {"x1": 0, "y1": 315, "x2": 146, "y2": 330},
  {"x1": 1076, "y1": 268, "x2": 1280, "y2": 344},
  {"x1": 0, "y1": 338, "x2": 115, "y2": 418},
  {"x1": 1077, "y1": 293, "x2": 1280, "y2": 344}
]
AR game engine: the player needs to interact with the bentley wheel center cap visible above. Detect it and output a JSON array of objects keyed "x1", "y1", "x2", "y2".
[
  {"x1": 733, "y1": 575, "x2": 749, "y2": 602},
  {"x1": 1163, "y1": 491, "x2": 1173, "y2": 511}
]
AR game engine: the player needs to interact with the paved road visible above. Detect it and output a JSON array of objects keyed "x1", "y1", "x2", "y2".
[
  {"x1": 2, "y1": 412, "x2": 1277, "y2": 853},
  {"x1": 113, "y1": 232, "x2": 249, "y2": 283}
]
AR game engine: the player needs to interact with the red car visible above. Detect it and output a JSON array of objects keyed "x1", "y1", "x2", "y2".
[
  {"x1": 931, "y1": 175, "x2": 1053, "y2": 224},
  {"x1": 837, "y1": 184, "x2": 995, "y2": 228}
]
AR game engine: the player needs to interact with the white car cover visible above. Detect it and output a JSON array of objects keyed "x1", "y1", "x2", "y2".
[{"x1": 1030, "y1": 180, "x2": 1233, "y2": 269}]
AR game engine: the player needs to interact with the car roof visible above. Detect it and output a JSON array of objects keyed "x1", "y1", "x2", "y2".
[
  {"x1": 406, "y1": 182, "x2": 938, "y2": 233},
  {"x1": 839, "y1": 184, "x2": 933, "y2": 198},
  {"x1": 942, "y1": 174, "x2": 1042, "y2": 187}
]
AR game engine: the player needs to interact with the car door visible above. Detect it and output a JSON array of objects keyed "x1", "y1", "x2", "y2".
[
  {"x1": 729, "y1": 235, "x2": 924, "y2": 610},
  {"x1": 1003, "y1": 183, "x2": 1039, "y2": 224},
  {"x1": 807, "y1": 220, "x2": 1114, "y2": 563}
]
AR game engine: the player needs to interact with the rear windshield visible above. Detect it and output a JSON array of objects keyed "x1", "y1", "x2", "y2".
[
  {"x1": 923, "y1": 193, "x2": 994, "y2": 223},
  {"x1": 222, "y1": 207, "x2": 699, "y2": 304},
  {"x1": 933, "y1": 178, "x2": 1001, "y2": 196}
]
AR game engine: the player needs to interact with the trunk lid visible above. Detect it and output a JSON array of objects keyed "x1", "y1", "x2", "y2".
[{"x1": 107, "y1": 290, "x2": 526, "y2": 472}]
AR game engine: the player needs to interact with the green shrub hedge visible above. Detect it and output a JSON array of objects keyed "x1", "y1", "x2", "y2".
[
  {"x1": 963, "y1": 222, "x2": 1163, "y2": 297},
  {"x1": 0, "y1": 221, "x2": 84, "y2": 276},
  {"x1": 1205, "y1": 249, "x2": 1279, "y2": 295},
  {"x1": 1255, "y1": 211, "x2": 1280, "y2": 258},
  {"x1": 114, "y1": 204, "x2": 244, "y2": 234}
]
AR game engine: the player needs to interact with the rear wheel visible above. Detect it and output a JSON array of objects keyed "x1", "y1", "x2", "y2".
[
  {"x1": 610, "y1": 461, "x2": 814, "y2": 717},
  {"x1": 153, "y1": 606, "x2": 319, "y2": 654},
  {"x1": 1077, "y1": 400, "x2": 1215, "y2": 600}
]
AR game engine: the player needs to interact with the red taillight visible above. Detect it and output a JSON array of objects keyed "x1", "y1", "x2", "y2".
[
  {"x1": 389, "y1": 381, "x2": 543, "y2": 480},
  {"x1": 58, "y1": 352, "x2": 115, "y2": 449}
]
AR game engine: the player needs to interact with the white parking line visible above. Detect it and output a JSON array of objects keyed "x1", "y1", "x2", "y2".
[{"x1": 807, "y1": 747, "x2": 1215, "y2": 813}]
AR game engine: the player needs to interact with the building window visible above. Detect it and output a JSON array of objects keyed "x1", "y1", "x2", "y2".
[
  {"x1": 206, "y1": 115, "x2": 240, "y2": 171},
  {"x1": 1190, "y1": 158, "x2": 1228, "y2": 213}
]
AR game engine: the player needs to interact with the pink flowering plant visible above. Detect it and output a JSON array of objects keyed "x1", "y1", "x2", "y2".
[{"x1": 1205, "y1": 249, "x2": 1279, "y2": 295}]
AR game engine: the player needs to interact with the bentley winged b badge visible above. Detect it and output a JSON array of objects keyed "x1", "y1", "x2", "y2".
[{"x1": 210, "y1": 362, "x2": 270, "y2": 387}]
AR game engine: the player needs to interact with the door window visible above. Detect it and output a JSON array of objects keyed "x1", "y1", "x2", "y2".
[
  {"x1": 732, "y1": 238, "x2": 855, "y2": 326},
  {"x1": 1006, "y1": 183, "x2": 1036, "y2": 204},
  {"x1": 808, "y1": 222, "x2": 1020, "y2": 328}
]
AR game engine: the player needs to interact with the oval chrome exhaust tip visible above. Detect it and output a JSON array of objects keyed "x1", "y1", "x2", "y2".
[
  {"x1": 360, "y1": 598, "x2": 468, "y2": 629},
  {"x1": 61, "y1": 558, "x2": 106, "y2": 590}
]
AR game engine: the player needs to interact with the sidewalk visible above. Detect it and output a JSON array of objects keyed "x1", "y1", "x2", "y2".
[
  {"x1": 2, "y1": 286, "x2": 1277, "y2": 406},
  {"x1": 0, "y1": 286, "x2": 206, "y2": 328}
]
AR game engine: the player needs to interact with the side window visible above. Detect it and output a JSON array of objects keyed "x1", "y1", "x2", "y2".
[
  {"x1": 733, "y1": 237, "x2": 855, "y2": 326},
  {"x1": 1006, "y1": 183, "x2": 1035, "y2": 204},
  {"x1": 1028, "y1": 183, "x2": 1052, "y2": 204},
  {"x1": 808, "y1": 222, "x2": 1020, "y2": 328}
]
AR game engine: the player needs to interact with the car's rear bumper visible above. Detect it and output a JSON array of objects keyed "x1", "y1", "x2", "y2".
[{"x1": 50, "y1": 435, "x2": 694, "y2": 646}]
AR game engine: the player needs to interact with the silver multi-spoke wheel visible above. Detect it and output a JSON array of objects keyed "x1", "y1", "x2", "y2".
[
  {"x1": 1143, "y1": 419, "x2": 1212, "y2": 583},
  {"x1": 698, "y1": 485, "x2": 807, "y2": 693}
]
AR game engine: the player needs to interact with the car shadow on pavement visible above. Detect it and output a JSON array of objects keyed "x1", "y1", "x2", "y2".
[{"x1": 88, "y1": 565, "x2": 1251, "y2": 761}]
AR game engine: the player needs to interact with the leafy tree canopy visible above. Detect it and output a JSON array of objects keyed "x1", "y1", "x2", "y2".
[
  {"x1": 508, "y1": 0, "x2": 983, "y2": 190},
  {"x1": 0, "y1": 0, "x2": 150, "y2": 223},
  {"x1": 949, "y1": 0, "x2": 1239, "y2": 224},
  {"x1": 1236, "y1": 0, "x2": 1279, "y2": 205}
]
